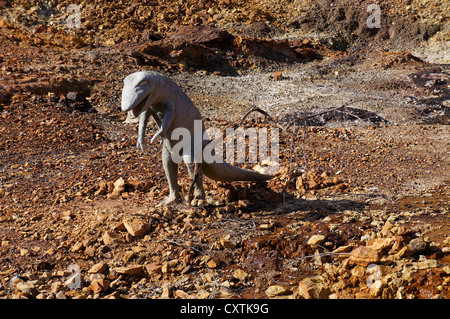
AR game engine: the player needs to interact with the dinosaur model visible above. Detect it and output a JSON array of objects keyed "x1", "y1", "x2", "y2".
[{"x1": 121, "y1": 71, "x2": 274, "y2": 205}]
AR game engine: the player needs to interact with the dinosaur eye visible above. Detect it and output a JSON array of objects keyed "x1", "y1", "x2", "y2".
[{"x1": 138, "y1": 80, "x2": 148, "y2": 86}]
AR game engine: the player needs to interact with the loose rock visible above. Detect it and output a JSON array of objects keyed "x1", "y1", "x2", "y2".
[
  {"x1": 297, "y1": 276, "x2": 330, "y2": 299},
  {"x1": 408, "y1": 237, "x2": 429, "y2": 254},
  {"x1": 349, "y1": 246, "x2": 381, "y2": 267},
  {"x1": 115, "y1": 265, "x2": 144, "y2": 277},
  {"x1": 123, "y1": 218, "x2": 151, "y2": 237},
  {"x1": 307, "y1": 234, "x2": 326, "y2": 247},
  {"x1": 265, "y1": 285, "x2": 290, "y2": 298}
]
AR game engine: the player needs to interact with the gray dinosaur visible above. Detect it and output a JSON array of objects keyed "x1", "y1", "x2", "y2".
[{"x1": 121, "y1": 71, "x2": 274, "y2": 205}]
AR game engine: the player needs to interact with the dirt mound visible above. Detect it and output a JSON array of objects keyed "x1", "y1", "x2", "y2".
[{"x1": 132, "y1": 24, "x2": 328, "y2": 75}]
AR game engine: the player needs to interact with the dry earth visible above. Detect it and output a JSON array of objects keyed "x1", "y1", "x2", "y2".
[{"x1": 0, "y1": 0, "x2": 449, "y2": 300}]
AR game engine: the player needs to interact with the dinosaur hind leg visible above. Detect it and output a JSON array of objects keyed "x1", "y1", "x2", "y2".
[
  {"x1": 158, "y1": 142, "x2": 181, "y2": 206},
  {"x1": 184, "y1": 155, "x2": 205, "y2": 204}
]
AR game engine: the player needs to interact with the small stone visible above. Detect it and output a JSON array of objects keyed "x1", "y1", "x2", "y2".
[
  {"x1": 35, "y1": 293, "x2": 46, "y2": 299},
  {"x1": 161, "y1": 286, "x2": 172, "y2": 298},
  {"x1": 368, "y1": 237, "x2": 395, "y2": 254},
  {"x1": 206, "y1": 257, "x2": 221, "y2": 269},
  {"x1": 102, "y1": 230, "x2": 120, "y2": 245},
  {"x1": 332, "y1": 244, "x2": 353, "y2": 254},
  {"x1": 70, "y1": 242, "x2": 84, "y2": 253},
  {"x1": 15, "y1": 281, "x2": 37, "y2": 296},
  {"x1": 395, "y1": 246, "x2": 414, "y2": 258},
  {"x1": 443, "y1": 266, "x2": 450, "y2": 275},
  {"x1": 272, "y1": 71, "x2": 283, "y2": 81},
  {"x1": 233, "y1": 269, "x2": 248, "y2": 281},
  {"x1": 413, "y1": 257, "x2": 438, "y2": 270},
  {"x1": 109, "y1": 177, "x2": 125, "y2": 198},
  {"x1": 126, "y1": 178, "x2": 153, "y2": 192},
  {"x1": 144, "y1": 263, "x2": 161, "y2": 276},
  {"x1": 84, "y1": 246, "x2": 95, "y2": 257},
  {"x1": 307, "y1": 234, "x2": 326, "y2": 246},
  {"x1": 265, "y1": 285, "x2": 290, "y2": 297},
  {"x1": 95, "y1": 181, "x2": 108, "y2": 196},
  {"x1": 50, "y1": 281, "x2": 63, "y2": 294},
  {"x1": 55, "y1": 291, "x2": 67, "y2": 299},
  {"x1": 350, "y1": 265, "x2": 366, "y2": 278},
  {"x1": 381, "y1": 220, "x2": 395, "y2": 236},
  {"x1": 20, "y1": 249, "x2": 30, "y2": 256},
  {"x1": 408, "y1": 237, "x2": 428, "y2": 254},
  {"x1": 113, "y1": 221, "x2": 126, "y2": 231},
  {"x1": 115, "y1": 265, "x2": 144, "y2": 276},
  {"x1": 89, "y1": 278, "x2": 110, "y2": 294},
  {"x1": 295, "y1": 177, "x2": 305, "y2": 191},
  {"x1": 297, "y1": 276, "x2": 330, "y2": 299},
  {"x1": 88, "y1": 261, "x2": 107, "y2": 274},
  {"x1": 175, "y1": 289, "x2": 191, "y2": 299},
  {"x1": 161, "y1": 259, "x2": 179, "y2": 273},
  {"x1": 349, "y1": 246, "x2": 381, "y2": 267},
  {"x1": 220, "y1": 234, "x2": 236, "y2": 249},
  {"x1": 123, "y1": 218, "x2": 151, "y2": 237}
]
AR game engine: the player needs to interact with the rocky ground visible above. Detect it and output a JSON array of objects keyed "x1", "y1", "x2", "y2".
[{"x1": 0, "y1": 0, "x2": 449, "y2": 299}]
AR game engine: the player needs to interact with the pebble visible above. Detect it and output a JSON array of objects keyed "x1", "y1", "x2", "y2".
[
  {"x1": 114, "y1": 265, "x2": 144, "y2": 276},
  {"x1": 349, "y1": 246, "x2": 381, "y2": 267},
  {"x1": 107, "y1": 177, "x2": 126, "y2": 198},
  {"x1": 102, "y1": 231, "x2": 121, "y2": 245},
  {"x1": 220, "y1": 234, "x2": 237, "y2": 249},
  {"x1": 265, "y1": 285, "x2": 290, "y2": 298},
  {"x1": 272, "y1": 71, "x2": 283, "y2": 81},
  {"x1": 55, "y1": 291, "x2": 67, "y2": 299},
  {"x1": 206, "y1": 257, "x2": 221, "y2": 269},
  {"x1": 144, "y1": 263, "x2": 162, "y2": 276},
  {"x1": 307, "y1": 234, "x2": 326, "y2": 246},
  {"x1": 123, "y1": 218, "x2": 151, "y2": 237},
  {"x1": 233, "y1": 269, "x2": 248, "y2": 281},
  {"x1": 297, "y1": 276, "x2": 329, "y2": 299},
  {"x1": 89, "y1": 279, "x2": 110, "y2": 294},
  {"x1": 408, "y1": 237, "x2": 429, "y2": 254},
  {"x1": 88, "y1": 261, "x2": 107, "y2": 274}
]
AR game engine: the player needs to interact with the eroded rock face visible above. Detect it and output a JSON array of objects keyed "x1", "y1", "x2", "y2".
[{"x1": 133, "y1": 24, "x2": 327, "y2": 75}]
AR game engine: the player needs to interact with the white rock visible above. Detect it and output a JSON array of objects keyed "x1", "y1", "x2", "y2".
[{"x1": 307, "y1": 234, "x2": 326, "y2": 246}]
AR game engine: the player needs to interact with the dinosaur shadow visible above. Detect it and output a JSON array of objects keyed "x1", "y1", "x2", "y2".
[
  {"x1": 197, "y1": 182, "x2": 366, "y2": 223},
  {"x1": 246, "y1": 195, "x2": 366, "y2": 223},
  {"x1": 282, "y1": 106, "x2": 388, "y2": 126}
]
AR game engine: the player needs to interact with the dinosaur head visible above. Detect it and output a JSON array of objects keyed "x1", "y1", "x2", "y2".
[{"x1": 121, "y1": 71, "x2": 159, "y2": 119}]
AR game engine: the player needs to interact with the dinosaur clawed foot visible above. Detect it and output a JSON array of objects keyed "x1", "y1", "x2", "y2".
[
  {"x1": 190, "y1": 198, "x2": 206, "y2": 207},
  {"x1": 156, "y1": 193, "x2": 206, "y2": 207},
  {"x1": 156, "y1": 194, "x2": 181, "y2": 207}
]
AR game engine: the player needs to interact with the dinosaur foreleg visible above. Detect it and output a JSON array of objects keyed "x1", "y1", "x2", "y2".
[
  {"x1": 158, "y1": 141, "x2": 181, "y2": 206},
  {"x1": 151, "y1": 99, "x2": 175, "y2": 143},
  {"x1": 137, "y1": 109, "x2": 151, "y2": 152}
]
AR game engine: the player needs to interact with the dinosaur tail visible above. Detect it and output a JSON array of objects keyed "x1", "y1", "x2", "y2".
[{"x1": 202, "y1": 162, "x2": 275, "y2": 182}]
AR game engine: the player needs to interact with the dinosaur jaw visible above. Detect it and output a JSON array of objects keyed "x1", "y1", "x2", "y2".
[{"x1": 128, "y1": 94, "x2": 149, "y2": 118}]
